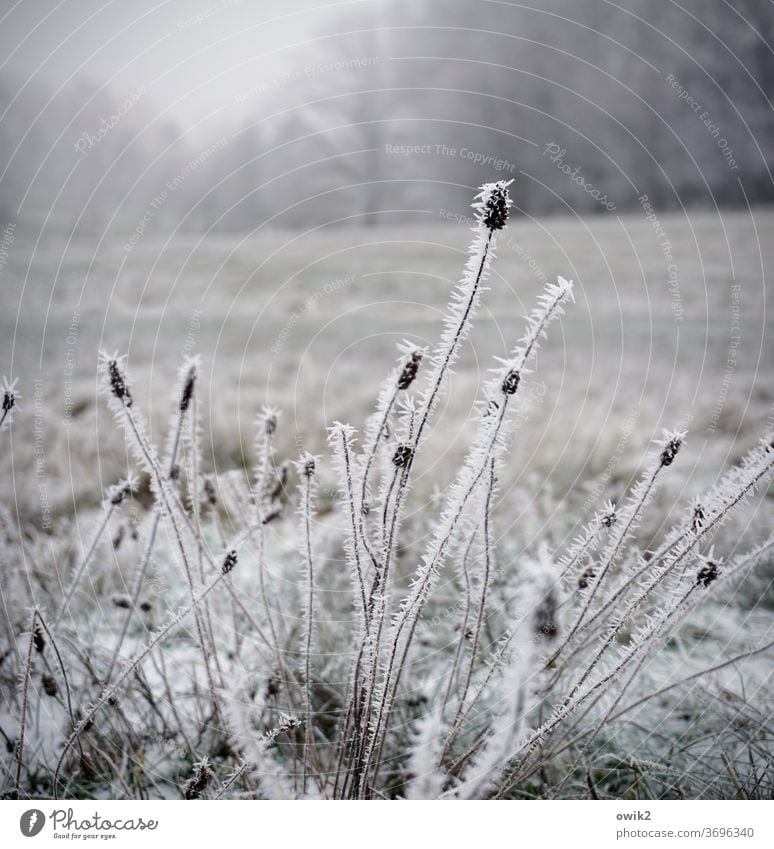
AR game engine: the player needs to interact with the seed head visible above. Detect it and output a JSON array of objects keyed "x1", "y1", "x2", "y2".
[
  {"x1": 179, "y1": 365, "x2": 196, "y2": 413},
  {"x1": 658, "y1": 431, "x2": 685, "y2": 467},
  {"x1": 1, "y1": 377, "x2": 19, "y2": 424},
  {"x1": 397, "y1": 349, "x2": 423, "y2": 390},
  {"x1": 183, "y1": 758, "x2": 212, "y2": 800},
  {"x1": 476, "y1": 180, "x2": 513, "y2": 231},
  {"x1": 262, "y1": 406, "x2": 280, "y2": 436},
  {"x1": 533, "y1": 588, "x2": 559, "y2": 640},
  {"x1": 41, "y1": 674, "x2": 58, "y2": 697},
  {"x1": 204, "y1": 476, "x2": 217, "y2": 506},
  {"x1": 691, "y1": 500, "x2": 705, "y2": 534},
  {"x1": 108, "y1": 476, "x2": 135, "y2": 506},
  {"x1": 600, "y1": 501, "x2": 617, "y2": 528},
  {"x1": 222, "y1": 548, "x2": 238, "y2": 575},
  {"x1": 578, "y1": 566, "x2": 595, "y2": 590},
  {"x1": 392, "y1": 443, "x2": 414, "y2": 468},
  {"x1": 696, "y1": 559, "x2": 718, "y2": 588},
  {"x1": 501, "y1": 368, "x2": 520, "y2": 396},
  {"x1": 301, "y1": 454, "x2": 316, "y2": 479},
  {"x1": 107, "y1": 358, "x2": 132, "y2": 407},
  {"x1": 33, "y1": 625, "x2": 45, "y2": 654}
]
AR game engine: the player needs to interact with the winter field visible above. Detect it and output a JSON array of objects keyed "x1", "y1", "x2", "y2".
[{"x1": 1, "y1": 198, "x2": 773, "y2": 799}]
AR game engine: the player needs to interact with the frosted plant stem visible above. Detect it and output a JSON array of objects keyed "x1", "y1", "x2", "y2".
[
  {"x1": 104, "y1": 513, "x2": 160, "y2": 684},
  {"x1": 563, "y1": 464, "x2": 662, "y2": 648},
  {"x1": 14, "y1": 609, "x2": 37, "y2": 797},
  {"x1": 35, "y1": 611, "x2": 82, "y2": 757},
  {"x1": 190, "y1": 393, "x2": 222, "y2": 681},
  {"x1": 337, "y1": 427, "x2": 369, "y2": 621},
  {"x1": 54, "y1": 505, "x2": 115, "y2": 628},
  {"x1": 442, "y1": 528, "x2": 477, "y2": 717},
  {"x1": 448, "y1": 459, "x2": 496, "y2": 744},
  {"x1": 378, "y1": 277, "x2": 572, "y2": 758},
  {"x1": 299, "y1": 463, "x2": 316, "y2": 793},
  {"x1": 364, "y1": 403, "x2": 508, "y2": 790},
  {"x1": 566, "y1": 445, "x2": 774, "y2": 707},
  {"x1": 120, "y1": 403, "x2": 223, "y2": 725},
  {"x1": 53, "y1": 561, "x2": 233, "y2": 797}
]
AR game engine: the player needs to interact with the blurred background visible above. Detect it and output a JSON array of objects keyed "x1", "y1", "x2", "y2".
[{"x1": 0, "y1": 0, "x2": 772, "y2": 524}]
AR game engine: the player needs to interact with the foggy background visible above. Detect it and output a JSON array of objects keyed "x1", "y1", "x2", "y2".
[
  {"x1": 1, "y1": 0, "x2": 772, "y2": 516},
  {"x1": 1, "y1": 0, "x2": 772, "y2": 235}
]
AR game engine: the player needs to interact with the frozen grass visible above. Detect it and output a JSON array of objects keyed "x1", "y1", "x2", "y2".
[{"x1": 0, "y1": 184, "x2": 772, "y2": 800}]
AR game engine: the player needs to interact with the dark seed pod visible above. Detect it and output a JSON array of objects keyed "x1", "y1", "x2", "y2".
[
  {"x1": 534, "y1": 589, "x2": 559, "y2": 640},
  {"x1": 264, "y1": 410, "x2": 278, "y2": 436},
  {"x1": 696, "y1": 560, "x2": 718, "y2": 588},
  {"x1": 109, "y1": 480, "x2": 132, "y2": 506},
  {"x1": 179, "y1": 367, "x2": 196, "y2": 413},
  {"x1": 108, "y1": 359, "x2": 132, "y2": 407},
  {"x1": 691, "y1": 503, "x2": 705, "y2": 533},
  {"x1": 302, "y1": 456, "x2": 315, "y2": 478},
  {"x1": 501, "y1": 368, "x2": 520, "y2": 396},
  {"x1": 41, "y1": 673, "x2": 58, "y2": 697},
  {"x1": 139, "y1": 601, "x2": 152, "y2": 613},
  {"x1": 578, "y1": 567, "x2": 596, "y2": 589},
  {"x1": 183, "y1": 761, "x2": 211, "y2": 800},
  {"x1": 33, "y1": 625, "x2": 45, "y2": 655},
  {"x1": 660, "y1": 436, "x2": 683, "y2": 467},
  {"x1": 397, "y1": 350, "x2": 423, "y2": 390},
  {"x1": 204, "y1": 477, "x2": 217, "y2": 506},
  {"x1": 2, "y1": 387, "x2": 15, "y2": 414},
  {"x1": 392, "y1": 444, "x2": 414, "y2": 468},
  {"x1": 480, "y1": 181, "x2": 511, "y2": 231},
  {"x1": 112, "y1": 596, "x2": 131, "y2": 609},
  {"x1": 222, "y1": 548, "x2": 238, "y2": 575},
  {"x1": 600, "y1": 509, "x2": 617, "y2": 529},
  {"x1": 266, "y1": 670, "x2": 281, "y2": 699}
]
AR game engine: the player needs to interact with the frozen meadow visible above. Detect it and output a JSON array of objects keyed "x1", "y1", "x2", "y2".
[{"x1": 0, "y1": 195, "x2": 772, "y2": 799}]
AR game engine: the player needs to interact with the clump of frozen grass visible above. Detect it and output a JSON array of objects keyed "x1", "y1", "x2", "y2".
[{"x1": 1, "y1": 181, "x2": 772, "y2": 801}]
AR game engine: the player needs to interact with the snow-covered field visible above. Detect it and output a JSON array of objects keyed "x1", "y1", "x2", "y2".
[
  {"x1": 3, "y1": 209, "x2": 773, "y2": 515},
  {"x1": 1, "y1": 206, "x2": 772, "y2": 799}
]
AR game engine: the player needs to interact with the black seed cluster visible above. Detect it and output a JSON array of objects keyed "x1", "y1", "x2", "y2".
[
  {"x1": 397, "y1": 350, "x2": 423, "y2": 390},
  {"x1": 696, "y1": 560, "x2": 718, "y2": 588},
  {"x1": 501, "y1": 368, "x2": 520, "y2": 396},
  {"x1": 660, "y1": 436, "x2": 682, "y2": 467},
  {"x1": 392, "y1": 444, "x2": 414, "y2": 468},
  {"x1": 108, "y1": 360, "x2": 132, "y2": 407},
  {"x1": 179, "y1": 368, "x2": 196, "y2": 413},
  {"x1": 222, "y1": 549, "x2": 238, "y2": 575},
  {"x1": 481, "y1": 182, "x2": 511, "y2": 231}
]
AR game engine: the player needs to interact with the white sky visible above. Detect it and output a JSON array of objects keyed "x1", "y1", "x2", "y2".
[{"x1": 0, "y1": 0, "x2": 374, "y2": 135}]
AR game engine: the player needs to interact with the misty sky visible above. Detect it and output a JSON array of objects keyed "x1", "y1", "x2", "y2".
[{"x1": 0, "y1": 0, "x2": 354, "y2": 135}]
